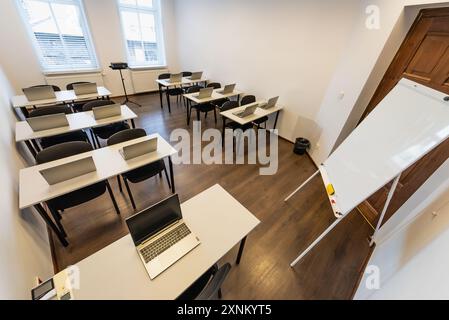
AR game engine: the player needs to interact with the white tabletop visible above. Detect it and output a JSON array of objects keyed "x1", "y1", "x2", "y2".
[
  {"x1": 220, "y1": 101, "x2": 283, "y2": 125},
  {"x1": 16, "y1": 105, "x2": 137, "y2": 142},
  {"x1": 184, "y1": 89, "x2": 243, "y2": 104},
  {"x1": 70, "y1": 184, "x2": 260, "y2": 300},
  {"x1": 12, "y1": 87, "x2": 112, "y2": 108},
  {"x1": 19, "y1": 134, "x2": 177, "y2": 209},
  {"x1": 156, "y1": 77, "x2": 208, "y2": 88}
]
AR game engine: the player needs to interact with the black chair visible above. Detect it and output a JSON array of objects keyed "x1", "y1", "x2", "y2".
[
  {"x1": 177, "y1": 263, "x2": 231, "y2": 300},
  {"x1": 82, "y1": 100, "x2": 130, "y2": 148},
  {"x1": 241, "y1": 95, "x2": 268, "y2": 128},
  {"x1": 36, "y1": 142, "x2": 120, "y2": 236},
  {"x1": 107, "y1": 129, "x2": 172, "y2": 211},
  {"x1": 28, "y1": 106, "x2": 90, "y2": 149},
  {"x1": 67, "y1": 82, "x2": 99, "y2": 112}
]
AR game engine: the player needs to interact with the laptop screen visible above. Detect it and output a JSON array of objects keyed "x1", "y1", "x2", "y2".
[{"x1": 126, "y1": 194, "x2": 183, "y2": 246}]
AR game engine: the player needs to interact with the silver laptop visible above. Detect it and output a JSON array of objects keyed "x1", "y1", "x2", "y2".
[
  {"x1": 93, "y1": 104, "x2": 122, "y2": 120},
  {"x1": 259, "y1": 96, "x2": 279, "y2": 109},
  {"x1": 194, "y1": 87, "x2": 214, "y2": 99},
  {"x1": 23, "y1": 86, "x2": 56, "y2": 101},
  {"x1": 27, "y1": 113, "x2": 69, "y2": 132},
  {"x1": 233, "y1": 102, "x2": 258, "y2": 118},
  {"x1": 126, "y1": 194, "x2": 201, "y2": 279},
  {"x1": 168, "y1": 73, "x2": 183, "y2": 83},
  {"x1": 119, "y1": 138, "x2": 158, "y2": 160},
  {"x1": 40, "y1": 156, "x2": 96, "y2": 185},
  {"x1": 218, "y1": 84, "x2": 236, "y2": 95},
  {"x1": 73, "y1": 83, "x2": 98, "y2": 95},
  {"x1": 188, "y1": 72, "x2": 203, "y2": 81}
]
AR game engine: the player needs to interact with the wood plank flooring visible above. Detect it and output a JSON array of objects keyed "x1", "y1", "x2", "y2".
[{"x1": 50, "y1": 92, "x2": 373, "y2": 300}]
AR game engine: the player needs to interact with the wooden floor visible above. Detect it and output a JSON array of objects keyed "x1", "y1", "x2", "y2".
[{"x1": 51, "y1": 92, "x2": 373, "y2": 300}]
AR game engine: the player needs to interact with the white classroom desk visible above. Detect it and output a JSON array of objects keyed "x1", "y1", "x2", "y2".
[
  {"x1": 155, "y1": 77, "x2": 208, "y2": 113},
  {"x1": 220, "y1": 101, "x2": 283, "y2": 127},
  {"x1": 183, "y1": 89, "x2": 243, "y2": 125},
  {"x1": 20, "y1": 134, "x2": 177, "y2": 247},
  {"x1": 15, "y1": 105, "x2": 137, "y2": 143},
  {"x1": 12, "y1": 86, "x2": 112, "y2": 109},
  {"x1": 69, "y1": 184, "x2": 260, "y2": 300}
]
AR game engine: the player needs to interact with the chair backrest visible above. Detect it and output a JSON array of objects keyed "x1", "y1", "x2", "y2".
[
  {"x1": 30, "y1": 84, "x2": 61, "y2": 92},
  {"x1": 66, "y1": 82, "x2": 92, "y2": 90},
  {"x1": 196, "y1": 263, "x2": 231, "y2": 300},
  {"x1": 82, "y1": 99, "x2": 116, "y2": 112},
  {"x1": 28, "y1": 105, "x2": 73, "y2": 118},
  {"x1": 221, "y1": 101, "x2": 239, "y2": 112},
  {"x1": 107, "y1": 128, "x2": 147, "y2": 146},
  {"x1": 158, "y1": 73, "x2": 171, "y2": 80},
  {"x1": 207, "y1": 82, "x2": 221, "y2": 89},
  {"x1": 241, "y1": 95, "x2": 256, "y2": 106},
  {"x1": 186, "y1": 86, "x2": 203, "y2": 94},
  {"x1": 36, "y1": 141, "x2": 93, "y2": 164},
  {"x1": 182, "y1": 71, "x2": 192, "y2": 77}
]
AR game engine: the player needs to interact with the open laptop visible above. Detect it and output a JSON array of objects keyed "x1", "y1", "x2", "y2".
[
  {"x1": 187, "y1": 72, "x2": 203, "y2": 81},
  {"x1": 233, "y1": 102, "x2": 258, "y2": 118},
  {"x1": 126, "y1": 194, "x2": 201, "y2": 279},
  {"x1": 92, "y1": 103, "x2": 122, "y2": 120},
  {"x1": 27, "y1": 113, "x2": 69, "y2": 132},
  {"x1": 72, "y1": 83, "x2": 98, "y2": 96},
  {"x1": 23, "y1": 86, "x2": 56, "y2": 101},
  {"x1": 194, "y1": 87, "x2": 214, "y2": 99},
  {"x1": 168, "y1": 73, "x2": 183, "y2": 83},
  {"x1": 259, "y1": 96, "x2": 279, "y2": 109},
  {"x1": 119, "y1": 137, "x2": 158, "y2": 160},
  {"x1": 218, "y1": 84, "x2": 236, "y2": 95},
  {"x1": 40, "y1": 156, "x2": 97, "y2": 185}
]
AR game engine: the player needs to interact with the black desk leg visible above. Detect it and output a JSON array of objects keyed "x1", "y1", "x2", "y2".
[
  {"x1": 186, "y1": 100, "x2": 191, "y2": 126},
  {"x1": 237, "y1": 94, "x2": 241, "y2": 104},
  {"x1": 24, "y1": 140, "x2": 37, "y2": 159},
  {"x1": 273, "y1": 111, "x2": 280, "y2": 129},
  {"x1": 236, "y1": 237, "x2": 247, "y2": 265},
  {"x1": 168, "y1": 156, "x2": 175, "y2": 193},
  {"x1": 158, "y1": 84, "x2": 164, "y2": 109},
  {"x1": 34, "y1": 204, "x2": 69, "y2": 247},
  {"x1": 166, "y1": 91, "x2": 171, "y2": 113},
  {"x1": 222, "y1": 118, "x2": 226, "y2": 147},
  {"x1": 131, "y1": 119, "x2": 136, "y2": 129}
]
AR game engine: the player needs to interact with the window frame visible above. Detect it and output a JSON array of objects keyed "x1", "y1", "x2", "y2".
[
  {"x1": 116, "y1": 0, "x2": 167, "y2": 68},
  {"x1": 17, "y1": 0, "x2": 100, "y2": 74}
]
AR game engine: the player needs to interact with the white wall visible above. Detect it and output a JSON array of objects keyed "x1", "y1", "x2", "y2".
[
  {"x1": 355, "y1": 159, "x2": 449, "y2": 300},
  {"x1": 0, "y1": 0, "x2": 179, "y2": 96},
  {"x1": 173, "y1": 0, "x2": 359, "y2": 142},
  {"x1": 311, "y1": 0, "x2": 449, "y2": 164},
  {"x1": 0, "y1": 66, "x2": 53, "y2": 299}
]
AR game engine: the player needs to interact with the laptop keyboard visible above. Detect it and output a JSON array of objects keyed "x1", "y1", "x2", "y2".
[{"x1": 140, "y1": 223, "x2": 192, "y2": 263}]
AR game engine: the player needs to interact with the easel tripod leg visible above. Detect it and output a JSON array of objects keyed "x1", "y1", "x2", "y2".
[{"x1": 284, "y1": 170, "x2": 320, "y2": 202}]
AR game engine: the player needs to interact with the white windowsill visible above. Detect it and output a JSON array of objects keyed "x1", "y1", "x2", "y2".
[
  {"x1": 128, "y1": 65, "x2": 168, "y2": 71},
  {"x1": 43, "y1": 69, "x2": 102, "y2": 76}
]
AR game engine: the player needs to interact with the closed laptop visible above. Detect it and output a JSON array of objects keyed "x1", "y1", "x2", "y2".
[
  {"x1": 40, "y1": 156, "x2": 97, "y2": 185},
  {"x1": 92, "y1": 104, "x2": 122, "y2": 120},
  {"x1": 23, "y1": 86, "x2": 56, "y2": 102},
  {"x1": 73, "y1": 83, "x2": 98, "y2": 95},
  {"x1": 119, "y1": 138, "x2": 158, "y2": 160},
  {"x1": 27, "y1": 113, "x2": 69, "y2": 132}
]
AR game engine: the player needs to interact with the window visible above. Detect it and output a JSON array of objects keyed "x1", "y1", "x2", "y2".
[
  {"x1": 117, "y1": 0, "x2": 166, "y2": 67},
  {"x1": 17, "y1": 0, "x2": 99, "y2": 73}
]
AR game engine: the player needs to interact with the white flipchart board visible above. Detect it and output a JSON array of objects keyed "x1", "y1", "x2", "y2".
[{"x1": 321, "y1": 78, "x2": 449, "y2": 217}]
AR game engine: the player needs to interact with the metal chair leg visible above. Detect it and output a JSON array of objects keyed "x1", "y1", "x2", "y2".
[
  {"x1": 214, "y1": 108, "x2": 217, "y2": 124},
  {"x1": 106, "y1": 180, "x2": 121, "y2": 215},
  {"x1": 48, "y1": 205, "x2": 67, "y2": 238},
  {"x1": 94, "y1": 134, "x2": 101, "y2": 149},
  {"x1": 117, "y1": 176, "x2": 123, "y2": 193},
  {"x1": 123, "y1": 177, "x2": 137, "y2": 211},
  {"x1": 163, "y1": 168, "x2": 172, "y2": 189}
]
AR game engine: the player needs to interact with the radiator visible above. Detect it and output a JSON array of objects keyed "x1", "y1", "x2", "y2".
[
  {"x1": 45, "y1": 73, "x2": 104, "y2": 91},
  {"x1": 131, "y1": 68, "x2": 168, "y2": 94}
]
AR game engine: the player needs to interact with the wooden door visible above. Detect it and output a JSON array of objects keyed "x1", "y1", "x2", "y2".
[{"x1": 358, "y1": 8, "x2": 449, "y2": 226}]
